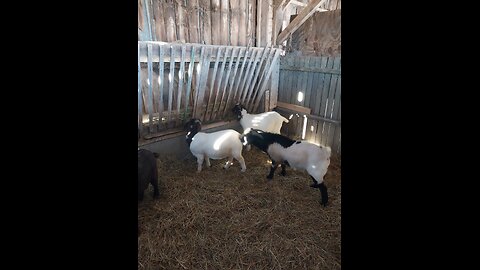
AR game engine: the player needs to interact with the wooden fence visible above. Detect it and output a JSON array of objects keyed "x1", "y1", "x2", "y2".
[
  {"x1": 138, "y1": 41, "x2": 282, "y2": 137},
  {"x1": 276, "y1": 54, "x2": 341, "y2": 155}
]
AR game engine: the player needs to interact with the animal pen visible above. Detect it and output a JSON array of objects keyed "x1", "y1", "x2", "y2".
[{"x1": 138, "y1": 0, "x2": 341, "y2": 269}]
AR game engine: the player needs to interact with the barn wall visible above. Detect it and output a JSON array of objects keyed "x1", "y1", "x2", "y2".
[
  {"x1": 139, "y1": 0, "x2": 275, "y2": 47},
  {"x1": 288, "y1": 9, "x2": 340, "y2": 56},
  {"x1": 276, "y1": 54, "x2": 341, "y2": 155}
]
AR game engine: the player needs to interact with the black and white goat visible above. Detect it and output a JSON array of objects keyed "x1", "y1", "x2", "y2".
[
  {"x1": 240, "y1": 128, "x2": 331, "y2": 206},
  {"x1": 138, "y1": 148, "x2": 160, "y2": 201},
  {"x1": 232, "y1": 104, "x2": 289, "y2": 150},
  {"x1": 185, "y1": 119, "x2": 246, "y2": 172}
]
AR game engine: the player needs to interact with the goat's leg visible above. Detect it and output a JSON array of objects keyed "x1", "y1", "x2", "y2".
[
  {"x1": 205, "y1": 155, "x2": 211, "y2": 167},
  {"x1": 267, "y1": 161, "x2": 280, "y2": 179},
  {"x1": 234, "y1": 154, "x2": 246, "y2": 172},
  {"x1": 224, "y1": 157, "x2": 234, "y2": 169}
]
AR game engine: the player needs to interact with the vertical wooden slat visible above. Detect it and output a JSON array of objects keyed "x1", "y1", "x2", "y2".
[
  {"x1": 176, "y1": 45, "x2": 186, "y2": 126},
  {"x1": 152, "y1": 0, "x2": 166, "y2": 41},
  {"x1": 298, "y1": 57, "x2": 310, "y2": 107},
  {"x1": 166, "y1": 46, "x2": 175, "y2": 125},
  {"x1": 220, "y1": 0, "x2": 230, "y2": 45},
  {"x1": 187, "y1": 0, "x2": 200, "y2": 43},
  {"x1": 218, "y1": 47, "x2": 238, "y2": 116},
  {"x1": 242, "y1": 47, "x2": 266, "y2": 104},
  {"x1": 252, "y1": 49, "x2": 281, "y2": 112},
  {"x1": 319, "y1": 57, "x2": 334, "y2": 145},
  {"x1": 210, "y1": 0, "x2": 221, "y2": 45},
  {"x1": 195, "y1": 48, "x2": 210, "y2": 119},
  {"x1": 199, "y1": 0, "x2": 212, "y2": 44},
  {"x1": 156, "y1": 45, "x2": 165, "y2": 131},
  {"x1": 184, "y1": 45, "x2": 196, "y2": 119},
  {"x1": 238, "y1": 0, "x2": 247, "y2": 46},
  {"x1": 138, "y1": 44, "x2": 143, "y2": 134},
  {"x1": 232, "y1": 48, "x2": 250, "y2": 103},
  {"x1": 212, "y1": 47, "x2": 231, "y2": 120},
  {"x1": 230, "y1": 0, "x2": 240, "y2": 46},
  {"x1": 164, "y1": 0, "x2": 177, "y2": 42},
  {"x1": 147, "y1": 44, "x2": 154, "y2": 132},
  {"x1": 286, "y1": 56, "x2": 296, "y2": 104},
  {"x1": 245, "y1": 46, "x2": 272, "y2": 111},
  {"x1": 247, "y1": 0, "x2": 256, "y2": 47},
  {"x1": 278, "y1": 57, "x2": 286, "y2": 102},
  {"x1": 192, "y1": 47, "x2": 206, "y2": 118},
  {"x1": 304, "y1": 56, "x2": 316, "y2": 109},
  {"x1": 238, "y1": 49, "x2": 259, "y2": 104},
  {"x1": 314, "y1": 56, "x2": 328, "y2": 144},
  {"x1": 256, "y1": 0, "x2": 262, "y2": 46},
  {"x1": 206, "y1": 47, "x2": 223, "y2": 121},
  {"x1": 223, "y1": 47, "x2": 245, "y2": 117},
  {"x1": 269, "y1": 55, "x2": 279, "y2": 110},
  {"x1": 325, "y1": 56, "x2": 341, "y2": 147},
  {"x1": 248, "y1": 47, "x2": 275, "y2": 111},
  {"x1": 175, "y1": 0, "x2": 187, "y2": 42}
]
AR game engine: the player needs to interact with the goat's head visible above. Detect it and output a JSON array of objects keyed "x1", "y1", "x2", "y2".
[
  {"x1": 184, "y1": 118, "x2": 202, "y2": 145},
  {"x1": 232, "y1": 103, "x2": 246, "y2": 120}
]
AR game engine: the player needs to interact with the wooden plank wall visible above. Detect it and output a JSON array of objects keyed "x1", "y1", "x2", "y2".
[
  {"x1": 139, "y1": 0, "x2": 277, "y2": 47},
  {"x1": 276, "y1": 54, "x2": 341, "y2": 155},
  {"x1": 138, "y1": 41, "x2": 281, "y2": 137},
  {"x1": 288, "y1": 9, "x2": 340, "y2": 56}
]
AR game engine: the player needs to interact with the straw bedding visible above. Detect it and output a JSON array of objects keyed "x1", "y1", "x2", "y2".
[{"x1": 138, "y1": 147, "x2": 341, "y2": 269}]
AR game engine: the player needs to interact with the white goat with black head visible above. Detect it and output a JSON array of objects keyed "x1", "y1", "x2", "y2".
[
  {"x1": 231, "y1": 104, "x2": 289, "y2": 151},
  {"x1": 240, "y1": 128, "x2": 331, "y2": 206},
  {"x1": 185, "y1": 119, "x2": 246, "y2": 172}
]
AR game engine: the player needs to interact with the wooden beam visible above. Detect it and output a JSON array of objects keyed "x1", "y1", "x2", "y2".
[
  {"x1": 276, "y1": 0, "x2": 327, "y2": 45},
  {"x1": 288, "y1": 0, "x2": 328, "y2": 12}
]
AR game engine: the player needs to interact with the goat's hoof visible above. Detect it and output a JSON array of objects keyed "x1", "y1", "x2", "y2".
[{"x1": 266, "y1": 175, "x2": 273, "y2": 180}]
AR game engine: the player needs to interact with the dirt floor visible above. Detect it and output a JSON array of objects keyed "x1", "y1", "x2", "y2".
[{"x1": 138, "y1": 147, "x2": 341, "y2": 269}]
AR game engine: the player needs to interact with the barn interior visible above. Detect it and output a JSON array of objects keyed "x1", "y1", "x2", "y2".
[{"x1": 138, "y1": 0, "x2": 341, "y2": 269}]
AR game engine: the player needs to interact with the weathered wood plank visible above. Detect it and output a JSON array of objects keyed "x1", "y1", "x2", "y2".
[
  {"x1": 220, "y1": 0, "x2": 230, "y2": 45},
  {"x1": 247, "y1": 47, "x2": 275, "y2": 111},
  {"x1": 147, "y1": 44, "x2": 154, "y2": 132},
  {"x1": 237, "y1": 49, "x2": 258, "y2": 104},
  {"x1": 206, "y1": 47, "x2": 222, "y2": 121},
  {"x1": 187, "y1": 0, "x2": 200, "y2": 43},
  {"x1": 199, "y1": 0, "x2": 212, "y2": 44},
  {"x1": 277, "y1": 0, "x2": 327, "y2": 45},
  {"x1": 192, "y1": 47, "x2": 206, "y2": 118},
  {"x1": 167, "y1": 46, "x2": 175, "y2": 124},
  {"x1": 247, "y1": 0, "x2": 256, "y2": 47},
  {"x1": 220, "y1": 47, "x2": 239, "y2": 117},
  {"x1": 232, "y1": 48, "x2": 251, "y2": 103},
  {"x1": 240, "y1": 48, "x2": 263, "y2": 104},
  {"x1": 280, "y1": 65, "x2": 341, "y2": 74},
  {"x1": 174, "y1": 0, "x2": 187, "y2": 42},
  {"x1": 158, "y1": 45, "x2": 165, "y2": 129},
  {"x1": 244, "y1": 46, "x2": 270, "y2": 110},
  {"x1": 303, "y1": 57, "x2": 314, "y2": 109},
  {"x1": 269, "y1": 56, "x2": 279, "y2": 110},
  {"x1": 176, "y1": 45, "x2": 186, "y2": 126},
  {"x1": 184, "y1": 46, "x2": 196, "y2": 119},
  {"x1": 223, "y1": 47, "x2": 245, "y2": 117},
  {"x1": 238, "y1": 0, "x2": 247, "y2": 46},
  {"x1": 195, "y1": 48, "x2": 211, "y2": 120},
  {"x1": 163, "y1": 0, "x2": 177, "y2": 42},
  {"x1": 252, "y1": 49, "x2": 281, "y2": 112},
  {"x1": 210, "y1": 0, "x2": 221, "y2": 45},
  {"x1": 211, "y1": 47, "x2": 228, "y2": 120},
  {"x1": 152, "y1": 0, "x2": 166, "y2": 41},
  {"x1": 276, "y1": 101, "x2": 311, "y2": 115},
  {"x1": 230, "y1": 0, "x2": 240, "y2": 46},
  {"x1": 256, "y1": 0, "x2": 262, "y2": 46}
]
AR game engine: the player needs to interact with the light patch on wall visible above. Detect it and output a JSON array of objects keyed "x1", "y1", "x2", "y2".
[
  {"x1": 168, "y1": 72, "x2": 172, "y2": 82},
  {"x1": 311, "y1": 125, "x2": 314, "y2": 132},
  {"x1": 297, "y1": 91, "x2": 304, "y2": 102},
  {"x1": 302, "y1": 115, "x2": 307, "y2": 140},
  {"x1": 146, "y1": 78, "x2": 150, "y2": 85}
]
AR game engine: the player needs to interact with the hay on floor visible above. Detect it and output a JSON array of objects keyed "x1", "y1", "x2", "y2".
[{"x1": 138, "y1": 147, "x2": 341, "y2": 269}]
